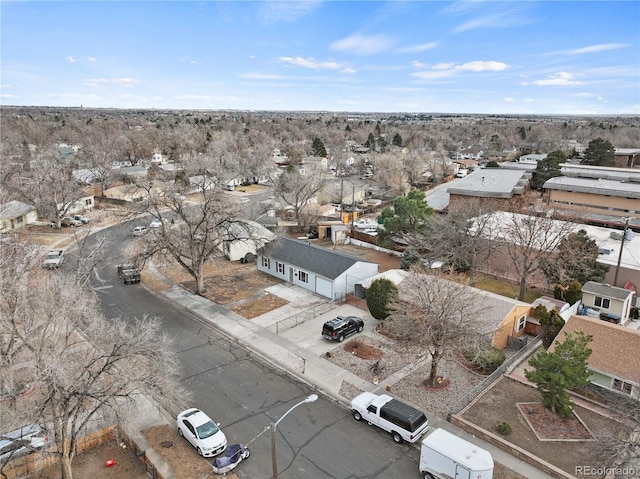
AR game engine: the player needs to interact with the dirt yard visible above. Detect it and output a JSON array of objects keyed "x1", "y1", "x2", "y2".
[
  {"x1": 33, "y1": 439, "x2": 149, "y2": 479},
  {"x1": 461, "y1": 376, "x2": 631, "y2": 479},
  {"x1": 148, "y1": 237, "x2": 402, "y2": 320},
  {"x1": 142, "y1": 425, "x2": 239, "y2": 479}
]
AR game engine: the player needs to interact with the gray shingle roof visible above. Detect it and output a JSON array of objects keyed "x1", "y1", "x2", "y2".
[
  {"x1": 0, "y1": 200, "x2": 35, "y2": 219},
  {"x1": 582, "y1": 281, "x2": 634, "y2": 301},
  {"x1": 259, "y1": 237, "x2": 375, "y2": 280}
]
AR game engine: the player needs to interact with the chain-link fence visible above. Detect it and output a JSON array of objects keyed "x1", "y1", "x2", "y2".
[
  {"x1": 268, "y1": 301, "x2": 337, "y2": 334},
  {"x1": 448, "y1": 335, "x2": 542, "y2": 419}
]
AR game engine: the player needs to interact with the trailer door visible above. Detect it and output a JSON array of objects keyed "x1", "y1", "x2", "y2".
[{"x1": 455, "y1": 466, "x2": 471, "y2": 479}]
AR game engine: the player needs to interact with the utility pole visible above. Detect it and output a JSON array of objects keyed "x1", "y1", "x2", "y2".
[
  {"x1": 351, "y1": 182, "x2": 355, "y2": 230},
  {"x1": 614, "y1": 216, "x2": 632, "y2": 286}
]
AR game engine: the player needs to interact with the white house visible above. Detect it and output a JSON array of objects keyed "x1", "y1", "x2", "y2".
[
  {"x1": 222, "y1": 220, "x2": 276, "y2": 262},
  {"x1": 257, "y1": 238, "x2": 379, "y2": 300},
  {"x1": 517, "y1": 153, "x2": 547, "y2": 164},
  {"x1": 581, "y1": 281, "x2": 636, "y2": 326},
  {"x1": 57, "y1": 195, "x2": 95, "y2": 215}
]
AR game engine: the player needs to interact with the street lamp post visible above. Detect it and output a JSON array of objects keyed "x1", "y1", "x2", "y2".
[{"x1": 271, "y1": 394, "x2": 318, "y2": 479}]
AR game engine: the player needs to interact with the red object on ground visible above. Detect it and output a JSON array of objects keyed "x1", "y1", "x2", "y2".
[{"x1": 105, "y1": 459, "x2": 116, "y2": 467}]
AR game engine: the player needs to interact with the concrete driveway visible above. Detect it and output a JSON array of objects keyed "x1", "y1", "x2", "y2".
[{"x1": 250, "y1": 282, "x2": 377, "y2": 356}]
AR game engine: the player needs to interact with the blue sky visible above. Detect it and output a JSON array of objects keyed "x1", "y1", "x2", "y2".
[{"x1": 2, "y1": 1, "x2": 639, "y2": 115}]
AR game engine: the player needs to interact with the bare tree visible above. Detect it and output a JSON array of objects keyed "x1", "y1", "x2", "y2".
[
  {"x1": 411, "y1": 200, "x2": 500, "y2": 285},
  {"x1": 77, "y1": 123, "x2": 127, "y2": 195},
  {"x1": 372, "y1": 153, "x2": 409, "y2": 197},
  {"x1": 490, "y1": 211, "x2": 576, "y2": 300},
  {"x1": 272, "y1": 164, "x2": 326, "y2": 232},
  {"x1": 389, "y1": 271, "x2": 492, "y2": 387},
  {"x1": 0, "y1": 266, "x2": 185, "y2": 479},
  {"x1": 595, "y1": 383, "x2": 640, "y2": 478},
  {"x1": 132, "y1": 174, "x2": 267, "y2": 295},
  {"x1": 10, "y1": 145, "x2": 89, "y2": 228}
]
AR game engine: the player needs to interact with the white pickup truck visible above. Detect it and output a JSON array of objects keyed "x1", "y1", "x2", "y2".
[
  {"x1": 351, "y1": 392, "x2": 429, "y2": 444},
  {"x1": 42, "y1": 250, "x2": 64, "y2": 269}
]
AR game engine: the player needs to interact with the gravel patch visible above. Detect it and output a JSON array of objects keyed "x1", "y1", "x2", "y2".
[{"x1": 325, "y1": 332, "x2": 490, "y2": 419}]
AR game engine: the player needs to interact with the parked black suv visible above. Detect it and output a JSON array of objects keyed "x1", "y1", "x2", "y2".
[{"x1": 322, "y1": 316, "x2": 364, "y2": 342}]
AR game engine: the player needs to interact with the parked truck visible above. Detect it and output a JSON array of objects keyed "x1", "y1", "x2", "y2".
[
  {"x1": 350, "y1": 392, "x2": 429, "y2": 444},
  {"x1": 419, "y1": 428, "x2": 493, "y2": 479},
  {"x1": 42, "y1": 250, "x2": 64, "y2": 269},
  {"x1": 116, "y1": 264, "x2": 141, "y2": 284}
]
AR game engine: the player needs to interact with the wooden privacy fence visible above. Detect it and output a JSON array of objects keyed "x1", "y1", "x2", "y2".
[{"x1": 0, "y1": 426, "x2": 163, "y2": 479}]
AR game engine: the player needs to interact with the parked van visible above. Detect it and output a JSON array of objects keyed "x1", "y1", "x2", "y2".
[
  {"x1": 351, "y1": 392, "x2": 429, "y2": 443},
  {"x1": 420, "y1": 428, "x2": 493, "y2": 479}
]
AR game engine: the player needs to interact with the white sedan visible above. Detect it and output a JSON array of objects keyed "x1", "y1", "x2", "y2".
[
  {"x1": 176, "y1": 408, "x2": 227, "y2": 457},
  {"x1": 149, "y1": 218, "x2": 164, "y2": 228}
]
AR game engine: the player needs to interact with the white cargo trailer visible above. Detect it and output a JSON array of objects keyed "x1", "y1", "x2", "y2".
[{"x1": 420, "y1": 428, "x2": 493, "y2": 479}]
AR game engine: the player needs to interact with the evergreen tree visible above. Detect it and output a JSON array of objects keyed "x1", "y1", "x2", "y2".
[
  {"x1": 584, "y1": 137, "x2": 616, "y2": 166},
  {"x1": 553, "y1": 280, "x2": 582, "y2": 306},
  {"x1": 377, "y1": 190, "x2": 434, "y2": 248},
  {"x1": 532, "y1": 150, "x2": 564, "y2": 190},
  {"x1": 525, "y1": 331, "x2": 592, "y2": 417},
  {"x1": 366, "y1": 278, "x2": 398, "y2": 320},
  {"x1": 400, "y1": 247, "x2": 422, "y2": 270},
  {"x1": 392, "y1": 133, "x2": 403, "y2": 147},
  {"x1": 311, "y1": 137, "x2": 327, "y2": 157},
  {"x1": 533, "y1": 305, "x2": 565, "y2": 348},
  {"x1": 540, "y1": 229, "x2": 609, "y2": 285},
  {"x1": 485, "y1": 160, "x2": 500, "y2": 168},
  {"x1": 364, "y1": 132, "x2": 376, "y2": 150}
]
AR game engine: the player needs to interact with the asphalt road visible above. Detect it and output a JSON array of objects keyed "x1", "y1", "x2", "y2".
[{"x1": 90, "y1": 221, "x2": 421, "y2": 478}]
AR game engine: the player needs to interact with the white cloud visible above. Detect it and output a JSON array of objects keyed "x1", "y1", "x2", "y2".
[
  {"x1": 341, "y1": 67, "x2": 356, "y2": 75},
  {"x1": 412, "y1": 69, "x2": 456, "y2": 80},
  {"x1": 279, "y1": 56, "x2": 340, "y2": 70},
  {"x1": 331, "y1": 34, "x2": 395, "y2": 55},
  {"x1": 412, "y1": 60, "x2": 508, "y2": 80},
  {"x1": 398, "y1": 42, "x2": 439, "y2": 53},
  {"x1": 433, "y1": 62, "x2": 456, "y2": 70},
  {"x1": 66, "y1": 56, "x2": 76, "y2": 63},
  {"x1": 411, "y1": 61, "x2": 428, "y2": 69},
  {"x1": 179, "y1": 56, "x2": 200, "y2": 65},
  {"x1": 504, "y1": 97, "x2": 514, "y2": 103},
  {"x1": 533, "y1": 72, "x2": 584, "y2": 86},
  {"x1": 569, "y1": 43, "x2": 627, "y2": 54},
  {"x1": 456, "y1": 61, "x2": 508, "y2": 72},
  {"x1": 88, "y1": 57, "x2": 96, "y2": 62},
  {"x1": 84, "y1": 78, "x2": 137, "y2": 88}
]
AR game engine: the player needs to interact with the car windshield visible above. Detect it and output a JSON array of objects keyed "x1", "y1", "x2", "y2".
[{"x1": 196, "y1": 420, "x2": 219, "y2": 439}]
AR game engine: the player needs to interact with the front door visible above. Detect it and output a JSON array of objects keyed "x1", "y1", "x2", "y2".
[{"x1": 289, "y1": 266, "x2": 294, "y2": 283}]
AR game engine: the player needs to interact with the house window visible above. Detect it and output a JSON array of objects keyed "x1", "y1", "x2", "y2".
[
  {"x1": 612, "y1": 379, "x2": 633, "y2": 395},
  {"x1": 515, "y1": 315, "x2": 526, "y2": 332},
  {"x1": 299, "y1": 271, "x2": 309, "y2": 283},
  {"x1": 276, "y1": 262, "x2": 285, "y2": 274},
  {"x1": 594, "y1": 296, "x2": 611, "y2": 309},
  {"x1": 262, "y1": 257, "x2": 270, "y2": 269}
]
